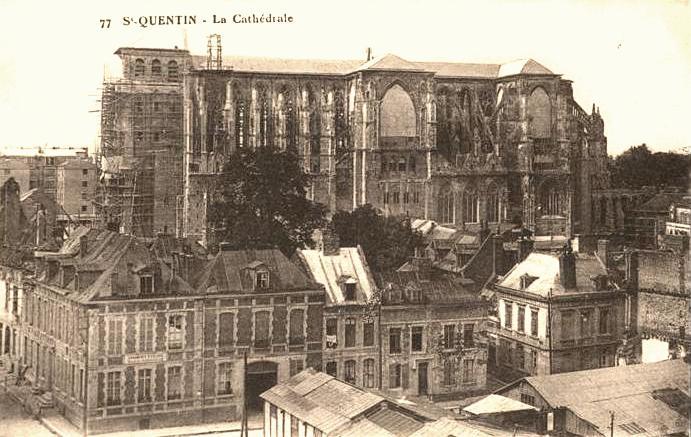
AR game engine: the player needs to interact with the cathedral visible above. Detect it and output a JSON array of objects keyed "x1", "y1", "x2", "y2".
[{"x1": 107, "y1": 46, "x2": 609, "y2": 245}]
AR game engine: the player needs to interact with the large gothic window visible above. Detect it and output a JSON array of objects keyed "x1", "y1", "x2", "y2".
[
  {"x1": 436, "y1": 88, "x2": 463, "y2": 159},
  {"x1": 460, "y1": 90, "x2": 473, "y2": 154},
  {"x1": 527, "y1": 87, "x2": 551, "y2": 139},
  {"x1": 258, "y1": 90, "x2": 271, "y2": 147},
  {"x1": 381, "y1": 84, "x2": 416, "y2": 138},
  {"x1": 539, "y1": 181, "x2": 563, "y2": 216},
  {"x1": 486, "y1": 184, "x2": 501, "y2": 223},
  {"x1": 463, "y1": 189, "x2": 479, "y2": 224},
  {"x1": 334, "y1": 90, "x2": 347, "y2": 158},
  {"x1": 307, "y1": 88, "x2": 321, "y2": 155}
]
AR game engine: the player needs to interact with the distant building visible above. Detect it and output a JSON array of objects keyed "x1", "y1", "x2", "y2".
[
  {"x1": 261, "y1": 368, "x2": 526, "y2": 437},
  {"x1": 625, "y1": 190, "x2": 687, "y2": 249},
  {"x1": 493, "y1": 359, "x2": 689, "y2": 436},
  {"x1": 56, "y1": 157, "x2": 98, "y2": 227},
  {"x1": 490, "y1": 243, "x2": 629, "y2": 380},
  {"x1": 666, "y1": 196, "x2": 691, "y2": 237}
]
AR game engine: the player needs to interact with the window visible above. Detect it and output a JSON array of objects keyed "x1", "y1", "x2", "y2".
[
  {"x1": 167, "y1": 315, "x2": 183, "y2": 350},
  {"x1": 443, "y1": 360, "x2": 455, "y2": 386},
  {"x1": 344, "y1": 360, "x2": 356, "y2": 384},
  {"x1": 139, "y1": 317, "x2": 154, "y2": 352},
  {"x1": 463, "y1": 324, "x2": 474, "y2": 347},
  {"x1": 344, "y1": 282, "x2": 356, "y2": 301},
  {"x1": 107, "y1": 319, "x2": 123, "y2": 355},
  {"x1": 520, "y1": 393, "x2": 536, "y2": 406},
  {"x1": 135, "y1": 131, "x2": 144, "y2": 143},
  {"x1": 254, "y1": 311, "x2": 270, "y2": 348},
  {"x1": 443, "y1": 325, "x2": 455, "y2": 349},
  {"x1": 411, "y1": 326, "x2": 423, "y2": 352},
  {"x1": 326, "y1": 318, "x2": 337, "y2": 349},
  {"x1": 516, "y1": 344, "x2": 525, "y2": 370},
  {"x1": 599, "y1": 350, "x2": 609, "y2": 368},
  {"x1": 580, "y1": 308, "x2": 594, "y2": 338},
  {"x1": 561, "y1": 310, "x2": 576, "y2": 340},
  {"x1": 599, "y1": 307, "x2": 611, "y2": 334},
  {"x1": 463, "y1": 190, "x2": 479, "y2": 223},
  {"x1": 486, "y1": 186, "x2": 500, "y2": 222},
  {"x1": 504, "y1": 301, "x2": 513, "y2": 329},
  {"x1": 462, "y1": 359, "x2": 475, "y2": 382},
  {"x1": 389, "y1": 364, "x2": 401, "y2": 388},
  {"x1": 363, "y1": 322, "x2": 374, "y2": 347},
  {"x1": 255, "y1": 271, "x2": 269, "y2": 289},
  {"x1": 134, "y1": 59, "x2": 145, "y2": 77},
  {"x1": 81, "y1": 205, "x2": 87, "y2": 213},
  {"x1": 289, "y1": 309, "x2": 305, "y2": 345},
  {"x1": 217, "y1": 363, "x2": 232, "y2": 395},
  {"x1": 106, "y1": 371, "x2": 121, "y2": 406},
  {"x1": 167, "y1": 61, "x2": 179, "y2": 81},
  {"x1": 167, "y1": 366, "x2": 181, "y2": 400},
  {"x1": 363, "y1": 359, "x2": 375, "y2": 388},
  {"x1": 289, "y1": 358, "x2": 304, "y2": 377},
  {"x1": 389, "y1": 327, "x2": 401, "y2": 354},
  {"x1": 517, "y1": 306, "x2": 525, "y2": 333},
  {"x1": 81, "y1": 192, "x2": 88, "y2": 200},
  {"x1": 531, "y1": 309, "x2": 539, "y2": 337},
  {"x1": 531, "y1": 350, "x2": 538, "y2": 371},
  {"x1": 218, "y1": 312, "x2": 235, "y2": 348},
  {"x1": 325, "y1": 361, "x2": 337, "y2": 377},
  {"x1": 345, "y1": 318, "x2": 356, "y2": 348},
  {"x1": 81, "y1": 180, "x2": 88, "y2": 188},
  {"x1": 137, "y1": 369, "x2": 152, "y2": 402},
  {"x1": 151, "y1": 59, "x2": 161, "y2": 76},
  {"x1": 140, "y1": 275, "x2": 153, "y2": 294}
]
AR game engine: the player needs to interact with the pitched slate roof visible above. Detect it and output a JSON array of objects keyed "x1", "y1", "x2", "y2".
[
  {"x1": 190, "y1": 52, "x2": 555, "y2": 79},
  {"x1": 497, "y1": 252, "x2": 608, "y2": 296},
  {"x1": 194, "y1": 248, "x2": 320, "y2": 293},
  {"x1": 497, "y1": 359, "x2": 689, "y2": 436},
  {"x1": 295, "y1": 246, "x2": 377, "y2": 304}
]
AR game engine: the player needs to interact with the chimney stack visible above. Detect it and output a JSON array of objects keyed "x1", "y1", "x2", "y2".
[
  {"x1": 517, "y1": 236, "x2": 534, "y2": 262},
  {"x1": 366, "y1": 47, "x2": 372, "y2": 61},
  {"x1": 559, "y1": 241, "x2": 577, "y2": 290}
]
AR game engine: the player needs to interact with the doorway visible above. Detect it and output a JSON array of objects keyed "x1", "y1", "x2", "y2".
[
  {"x1": 246, "y1": 361, "x2": 278, "y2": 412},
  {"x1": 417, "y1": 362, "x2": 428, "y2": 396}
]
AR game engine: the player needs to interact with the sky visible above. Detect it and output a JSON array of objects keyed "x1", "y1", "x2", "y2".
[{"x1": 0, "y1": 0, "x2": 689, "y2": 157}]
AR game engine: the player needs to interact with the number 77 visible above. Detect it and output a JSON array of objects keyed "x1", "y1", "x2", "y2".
[{"x1": 100, "y1": 19, "x2": 111, "y2": 28}]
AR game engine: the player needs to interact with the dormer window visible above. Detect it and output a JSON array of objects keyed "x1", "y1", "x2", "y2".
[
  {"x1": 140, "y1": 275, "x2": 153, "y2": 294},
  {"x1": 344, "y1": 282, "x2": 356, "y2": 301},
  {"x1": 256, "y1": 270, "x2": 269, "y2": 289}
]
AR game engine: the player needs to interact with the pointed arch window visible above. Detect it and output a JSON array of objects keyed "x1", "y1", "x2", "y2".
[
  {"x1": 460, "y1": 90, "x2": 473, "y2": 154},
  {"x1": 334, "y1": 90, "x2": 347, "y2": 157},
  {"x1": 438, "y1": 189, "x2": 454, "y2": 224},
  {"x1": 259, "y1": 92, "x2": 271, "y2": 147},
  {"x1": 527, "y1": 87, "x2": 551, "y2": 139},
  {"x1": 284, "y1": 92, "x2": 297, "y2": 151},
  {"x1": 463, "y1": 190, "x2": 479, "y2": 224},
  {"x1": 540, "y1": 182, "x2": 563, "y2": 217}
]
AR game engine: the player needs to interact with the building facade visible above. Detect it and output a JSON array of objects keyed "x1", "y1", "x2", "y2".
[
  {"x1": 491, "y1": 244, "x2": 629, "y2": 380},
  {"x1": 56, "y1": 157, "x2": 98, "y2": 227},
  {"x1": 15, "y1": 228, "x2": 326, "y2": 434}
]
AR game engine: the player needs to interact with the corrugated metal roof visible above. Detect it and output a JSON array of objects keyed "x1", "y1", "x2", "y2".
[
  {"x1": 296, "y1": 246, "x2": 376, "y2": 304},
  {"x1": 463, "y1": 394, "x2": 538, "y2": 415},
  {"x1": 498, "y1": 359, "x2": 689, "y2": 436}
]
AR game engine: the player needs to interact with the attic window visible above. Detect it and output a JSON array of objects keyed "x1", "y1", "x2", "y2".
[
  {"x1": 520, "y1": 274, "x2": 538, "y2": 290},
  {"x1": 344, "y1": 282, "x2": 356, "y2": 301},
  {"x1": 256, "y1": 271, "x2": 269, "y2": 289},
  {"x1": 140, "y1": 275, "x2": 153, "y2": 294}
]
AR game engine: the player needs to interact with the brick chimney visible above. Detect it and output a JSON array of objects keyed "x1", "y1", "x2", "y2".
[
  {"x1": 558, "y1": 241, "x2": 577, "y2": 290},
  {"x1": 517, "y1": 237, "x2": 534, "y2": 262}
]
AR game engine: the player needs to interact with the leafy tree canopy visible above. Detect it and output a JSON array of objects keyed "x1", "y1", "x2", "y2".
[
  {"x1": 332, "y1": 204, "x2": 424, "y2": 273},
  {"x1": 609, "y1": 144, "x2": 689, "y2": 189},
  {"x1": 208, "y1": 148, "x2": 326, "y2": 256}
]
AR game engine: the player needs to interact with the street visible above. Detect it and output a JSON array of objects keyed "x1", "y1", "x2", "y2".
[{"x1": 0, "y1": 388, "x2": 53, "y2": 437}]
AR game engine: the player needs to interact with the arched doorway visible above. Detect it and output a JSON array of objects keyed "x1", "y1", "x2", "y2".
[{"x1": 246, "y1": 361, "x2": 278, "y2": 411}]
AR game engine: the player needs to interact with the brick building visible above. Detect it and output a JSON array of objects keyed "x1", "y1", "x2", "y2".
[
  {"x1": 14, "y1": 227, "x2": 326, "y2": 434},
  {"x1": 491, "y1": 243, "x2": 629, "y2": 380}
]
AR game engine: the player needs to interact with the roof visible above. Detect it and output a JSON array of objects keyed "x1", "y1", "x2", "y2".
[
  {"x1": 189, "y1": 53, "x2": 555, "y2": 79},
  {"x1": 261, "y1": 368, "x2": 383, "y2": 434},
  {"x1": 497, "y1": 359, "x2": 689, "y2": 436},
  {"x1": 497, "y1": 252, "x2": 608, "y2": 296},
  {"x1": 411, "y1": 219, "x2": 458, "y2": 241},
  {"x1": 296, "y1": 246, "x2": 377, "y2": 304},
  {"x1": 377, "y1": 271, "x2": 479, "y2": 304},
  {"x1": 194, "y1": 248, "x2": 320, "y2": 294},
  {"x1": 634, "y1": 192, "x2": 686, "y2": 213},
  {"x1": 463, "y1": 394, "x2": 539, "y2": 416}
]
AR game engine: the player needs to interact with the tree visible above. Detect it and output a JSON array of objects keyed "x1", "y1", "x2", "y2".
[
  {"x1": 208, "y1": 148, "x2": 326, "y2": 255},
  {"x1": 332, "y1": 204, "x2": 424, "y2": 272},
  {"x1": 608, "y1": 144, "x2": 690, "y2": 189}
]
